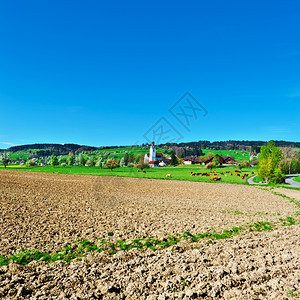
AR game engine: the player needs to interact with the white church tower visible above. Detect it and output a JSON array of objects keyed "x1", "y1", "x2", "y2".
[{"x1": 149, "y1": 141, "x2": 156, "y2": 161}]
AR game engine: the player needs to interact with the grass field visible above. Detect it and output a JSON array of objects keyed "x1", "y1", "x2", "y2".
[
  {"x1": 294, "y1": 176, "x2": 300, "y2": 183},
  {"x1": 0, "y1": 164, "x2": 256, "y2": 185},
  {"x1": 4, "y1": 146, "x2": 251, "y2": 162},
  {"x1": 202, "y1": 149, "x2": 250, "y2": 161}
]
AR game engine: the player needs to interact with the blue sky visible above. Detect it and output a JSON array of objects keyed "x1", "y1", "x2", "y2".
[{"x1": 0, "y1": 0, "x2": 299, "y2": 148}]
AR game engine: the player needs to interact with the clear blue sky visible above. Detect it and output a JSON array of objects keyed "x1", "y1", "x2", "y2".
[{"x1": 0, "y1": 1, "x2": 299, "y2": 148}]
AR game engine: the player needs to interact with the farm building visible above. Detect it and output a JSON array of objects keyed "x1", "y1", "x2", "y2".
[
  {"x1": 204, "y1": 154, "x2": 236, "y2": 165},
  {"x1": 183, "y1": 156, "x2": 201, "y2": 165},
  {"x1": 144, "y1": 142, "x2": 170, "y2": 167}
]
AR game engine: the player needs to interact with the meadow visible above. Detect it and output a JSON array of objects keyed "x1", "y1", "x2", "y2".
[{"x1": 1, "y1": 164, "x2": 256, "y2": 185}]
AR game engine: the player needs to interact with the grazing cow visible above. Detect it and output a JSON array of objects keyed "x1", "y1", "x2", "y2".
[
  {"x1": 226, "y1": 171, "x2": 231, "y2": 173},
  {"x1": 235, "y1": 173, "x2": 240, "y2": 176},
  {"x1": 251, "y1": 171, "x2": 254, "y2": 174},
  {"x1": 241, "y1": 175, "x2": 245, "y2": 180},
  {"x1": 210, "y1": 176, "x2": 221, "y2": 181},
  {"x1": 213, "y1": 173, "x2": 218, "y2": 176},
  {"x1": 220, "y1": 172, "x2": 225, "y2": 175},
  {"x1": 202, "y1": 172, "x2": 207, "y2": 176},
  {"x1": 166, "y1": 174, "x2": 172, "y2": 178},
  {"x1": 143, "y1": 170, "x2": 146, "y2": 173},
  {"x1": 196, "y1": 172, "x2": 202, "y2": 176},
  {"x1": 206, "y1": 173, "x2": 211, "y2": 176},
  {"x1": 234, "y1": 170, "x2": 241, "y2": 173},
  {"x1": 191, "y1": 172, "x2": 196, "y2": 176}
]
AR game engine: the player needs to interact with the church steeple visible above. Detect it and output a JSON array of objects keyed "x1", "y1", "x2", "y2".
[{"x1": 149, "y1": 141, "x2": 156, "y2": 161}]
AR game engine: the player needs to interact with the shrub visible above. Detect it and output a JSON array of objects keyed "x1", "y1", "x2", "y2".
[
  {"x1": 104, "y1": 159, "x2": 119, "y2": 171},
  {"x1": 135, "y1": 161, "x2": 150, "y2": 171},
  {"x1": 86, "y1": 159, "x2": 95, "y2": 167},
  {"x1": 26, "y1": 159, "x2": 37, "y2": 167},
  {"x1": 205, "y1": 162, "x2": 216, "y2": 170}
]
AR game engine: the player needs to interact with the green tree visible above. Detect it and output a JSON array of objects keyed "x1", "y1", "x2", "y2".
[
  {"x1": 104, "y1": 159, "x2": 119, "y2": 171},
  {"x1": 0, "y1": 152, "x2": 10, "y2": 168},
  {"x1": 49, "y1": 155, "x2": 59, "y2": 167},
  {"x1": 129, "y1": 154, "x2": 135, "y2": 164},
  {"x1": 134, "y1": 161, "x2": 150, "y2": 171},
  {"x1": 86, "y1": 159, "x2": 95, "y2": 167},
  {"x1": 26, "y1": 159, "x2": 37, "y2": 167},
  {"x1": 124, "y1": 153, "x2": 129, "y2": 166},
  {"x1": 67, "y1": 152, "x2": 75, "y2": 166},
  {"x1": 120, "y1": 157, "x2": 125, "y2": 167},
  {"x1": 212, "y1": 156, "x2": 220, "y2": 165},
  {"x1": 206, "y1": 152, "x2": 214, "y2": 160},
  {"x1": 170, "y1": 153, "x2": 178, "y2": 166},
  {"x1": 258, "y1": 141, "x2": 284, "y2": 183},
  {"x1": 78, "y1": 154, "x2": 86, "y2": 167},
  {"x1": 205, "y1": 162, "x2": 216, "y2": 171},
  {"x1": 95, "y1": 156, "x2": 104, "y2": 167},
  {"x1": 134, "y1": 154, "x2": 141, "y2": 164}
]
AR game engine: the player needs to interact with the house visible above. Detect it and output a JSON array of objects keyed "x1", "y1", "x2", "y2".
[
  {"x1": 144, "y1": 142, "x2": 170, "y2": 167},
  {"x1": 183, "y1": 156, "x2": 201, "y2": 165},
  {"x1": 204, "y1": 154, "x2": 236, "y2": 165}
]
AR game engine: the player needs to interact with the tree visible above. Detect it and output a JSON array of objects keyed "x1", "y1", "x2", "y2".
[
  {"x1": 212, "y1": 156, "x2": 220, "y2": 166},
  {"x1": 104, "y1": 159, "x2": 119, "y2": 171},
  {"x1": 134, "y1": 154, "x2": 141, "y2": 164},
  {"x1": 120, "y1": 157, "x2": 125, "y2": 167},
  {"x1": 78, "y1": 154, "x2": 86, "y2": 167},
  {"x1": 237, "y1": 160, "x2": 250, "y2": 170},
  {"x1": 280, "y1": 147, "x2": 300, "y2": 174},
  {"x1": 258, "y1": 141, "x2": 284, "y2": 183},
  {"x1": 135, "y1": 161, "x2": 149, "y2": 171},
  {"x1": 0, "y1": 152, "x2": 10, "y2": 168},
  {"x1": 67, "y1": 152, "x2": 75, "y2": 166},
  {"x1": 86, "y1": 159, "x2": 95, "y2": 167},
  {"x1": 49, "y1": 155, "x2": 59, "y2": 167},
  {"x1": 26, "y1": 159, "x2": 37, "y2": 167},
  {"x1": 129, "y1": 154, "x2": 135, "y2": 164},
  {"x1": 59, "y1": 156, "x2": 67, "y2": 164},
  {"x1": 170, "y1": 153, "x2": 178, "y2": 166},
  {"x1": 124, "y1": 153, "x2": 129, "y2": 166},
  {"x1": 205, "y1": 162, "x2": 216, "y2": 170},
  {"x1": 95, "y1": 156, "x2": 104, "y2": 167},
  {"x1": 206, "y1": 152, "x2": 214, "y2": 160}
]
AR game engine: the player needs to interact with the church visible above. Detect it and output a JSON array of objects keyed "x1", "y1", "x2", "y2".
[{"x1": 144, "y1": 142, "x2": 170, "y2": 167}]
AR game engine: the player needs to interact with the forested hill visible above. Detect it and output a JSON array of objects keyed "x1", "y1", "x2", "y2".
[
  {"x1": 160, "y1": 140, "x2": 300, "y2": 151},
  {"x1": 1, "y1": 140, "x2": 299, "y2": 155},
  {"x1": 4, "y1": 144, "x2": 98, "y2": 155}
]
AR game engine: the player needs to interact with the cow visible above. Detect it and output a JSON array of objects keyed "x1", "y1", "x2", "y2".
[
  {"x1": 143, "y1": 170, "x2": 146, "y2": 173},
  {"x1": 234, "y1": 170, "x2": 241, "y2": 173},
  {"x1": 210, "y1": 176, "x2": 221, "y2": 181},
  {"x1": 191, "y1": 172, "x2": 196, "y2": 176},
  {"x1": 166, "y1": 174, "x2": 172, "y2": 178}
]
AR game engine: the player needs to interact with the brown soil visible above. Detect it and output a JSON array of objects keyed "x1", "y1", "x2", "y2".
[{"x1": 0, "y1": 170, "x2": 299, "y2": 299}]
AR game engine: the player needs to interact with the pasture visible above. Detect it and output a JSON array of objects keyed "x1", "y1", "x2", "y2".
[{"x1": 0, "y1": 164, "x2": 256, "y2": 185}]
